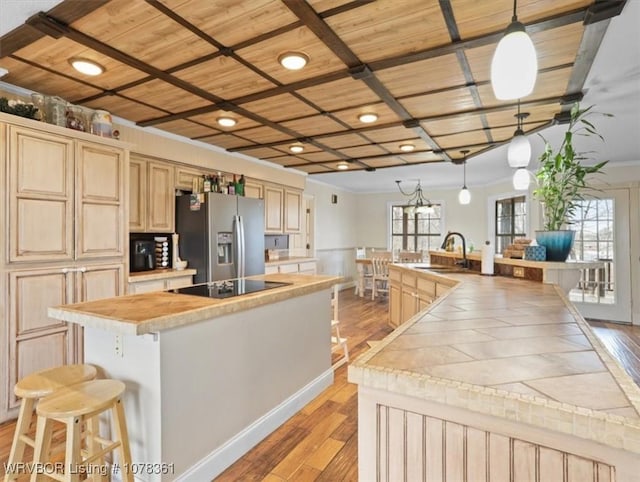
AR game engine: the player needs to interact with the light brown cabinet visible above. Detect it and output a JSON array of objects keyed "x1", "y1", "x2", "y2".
[
  {"x1": 128, "y1": 272, "x2": 194, "y2": 294},
  {"x1": 7, "y1": 127, "x2": 125, "y2": 262},
  {"x1": 6, "y1": 263, "x2": 124, "y2": 411},
  {"x1": 264, "y1": 184, "x2": 284, "y2": 233},
  {"x1": 129, "y1": 155, "x2": 175, "y2": 233},
  {"x1": 389, "y1": 266, "x2": 447, "y2": 328},
  {"x1": 0, "y1": 115, "x2": 128, "y2": 422},
  {"x1": 284, "y1": 188, "x2": 302, "y2": 233},
  {"x1": 244, "y1": 179, "x2": 263, "y2": 199},
  {"x1": 264, "y1": 185, "x2": 302, "y2": 234}
]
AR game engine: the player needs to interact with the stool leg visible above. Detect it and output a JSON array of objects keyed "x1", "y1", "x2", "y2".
[
  {"x1": 112, "y1": 398, "x2": 133, "y2": 482},
  {"x1": 63, "y1": 417, "x2": 81, "y2": 482},
  {"x1": 5, "y1": 397, "x2": 35, "y2": 482},
  {"x1": 86, "y1": 416, "x2": 106, "y2": 482},
  {"x1": 30, "y1": 416, "x2": 53, "y2": 482}
]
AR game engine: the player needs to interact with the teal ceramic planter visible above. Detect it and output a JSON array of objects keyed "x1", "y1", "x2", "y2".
[{"x1": 535, "y1": 230, "x2": 575, "y2": 262}]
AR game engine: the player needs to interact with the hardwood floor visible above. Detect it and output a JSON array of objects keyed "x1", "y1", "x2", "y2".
[{"x1": 1, "y1": 290, "x2": 639, "y2": 482}]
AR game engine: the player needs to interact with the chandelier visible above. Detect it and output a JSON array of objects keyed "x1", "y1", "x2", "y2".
[{"x1": 395, "y1": 180, "x2": 435, "y2": 215}]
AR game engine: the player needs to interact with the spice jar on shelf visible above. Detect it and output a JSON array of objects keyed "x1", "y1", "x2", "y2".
[
  {"x1": 91, "y1": 109, "x2": 112, "y2": 137},
  {"x1": 66, "y1": 105, "x2": 86, "y2": 131},
  {"x1": 46, "y1": 96, "x2": 67, "y2": 126}
]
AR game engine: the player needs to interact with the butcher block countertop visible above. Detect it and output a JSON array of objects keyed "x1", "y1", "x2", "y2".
[
  {"x1": 349, "y1": 265, "x2": 640, "y2": 455},
  {"x1": 49, "y1": 273, "x2": 340, "y2": 336},
  {"x1": 128, "y1": 268, "x2": 196, "y2": 283}
]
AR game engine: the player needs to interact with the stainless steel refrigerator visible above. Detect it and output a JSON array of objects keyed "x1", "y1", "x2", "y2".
[{"x1": 175, "y1": 192, "x2": 265, "y2": 284}]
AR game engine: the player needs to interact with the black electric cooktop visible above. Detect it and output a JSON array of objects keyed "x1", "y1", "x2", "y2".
[{"x1": 174, "y1": 279, "x2": 291, "y2": 299}]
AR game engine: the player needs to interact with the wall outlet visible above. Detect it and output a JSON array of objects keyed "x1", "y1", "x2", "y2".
[{"x1": 115, "y1": 335, "x2": 124, "y2": 357}]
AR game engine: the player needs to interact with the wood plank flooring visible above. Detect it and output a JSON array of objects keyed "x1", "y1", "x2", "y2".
[{"x1": 1, "y1": 290, "x2": 639, "y2": 482}]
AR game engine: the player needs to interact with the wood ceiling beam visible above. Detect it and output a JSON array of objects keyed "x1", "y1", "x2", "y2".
[
  {"x1": 0, "y1": 0, "x2": 109, "y2": 57},
  {"x1": 228, "y1": 95, "x2": 564, "y2": 153},
  {"x1": 283, "y1": 0, "x2": 451, "y2": 162}
]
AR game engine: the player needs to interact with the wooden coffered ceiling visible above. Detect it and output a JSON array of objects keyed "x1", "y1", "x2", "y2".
[{"x1": 0, "y1": 0, "x2": 626, "y2": 174}]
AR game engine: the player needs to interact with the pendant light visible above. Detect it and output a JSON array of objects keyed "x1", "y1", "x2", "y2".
[
  {"x1": 507, "y1": 101, "x2": 531, "y2": 168},
  {"x1": 458, "y1": 150, "x2": 471, "y2": 205},
  {"x1": 491, "y1": 0, "x2": 538, "y2": 100},
  {"x1": 513, "y1": 167, "x2": 531, "y2": 190}
]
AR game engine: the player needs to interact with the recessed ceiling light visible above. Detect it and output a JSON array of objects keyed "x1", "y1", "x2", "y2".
[
  {"x1": 289, "y1": 144, "x2": 304, "y2": 153},
  {"x1": 337, "y1": 162, "x2": 349, "y2": 170},
  {"x1": 217, "y1": 116, "x2": 237, "y2": 127},
  {"x1": 278, "y1": 51, "x2": 309, "y2": 70},
  {"x1": 358, "y1": 113, "x2": 378, "y2": 123},
  {"x1": 399, "y1": 143, "x2": 415, "y2": 152},
  {"x1": 69, "y1": 58, "x2": 104, "y2": 76}
]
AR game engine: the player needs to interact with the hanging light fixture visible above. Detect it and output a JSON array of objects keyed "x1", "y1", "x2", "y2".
[
  {"x1": 458, "y1": 150, "x2": 471, "y2": 205},
  {"x1": 396, "y1": 180, "x2": 435, "y2": 215},
  {"x1": 507, "y1": 101, "x2": 531, "y2": 168},
  {"x1": 513, "y1": 167, "x2": 531, "y2": 190},
  {"x1": 490, "y1": 0, "x2": 538, "y2": 100}
]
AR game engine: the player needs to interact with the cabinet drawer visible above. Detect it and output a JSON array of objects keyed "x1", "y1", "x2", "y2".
[
  {"x1": 298, "y1": 262, "x2": 316, "y2": 273},
  {"x1": 278, "y1": 263, "x2": 299, "y2": 274},
  {"x1": 129, "y1": 279, "x2": 165, "y2": 294},
  {"x1": 265, "y1": 265, "x2": 279, "y2": 275},
  {"x1": 165, "y1": 276, "x2": 193, "y2": 289}
]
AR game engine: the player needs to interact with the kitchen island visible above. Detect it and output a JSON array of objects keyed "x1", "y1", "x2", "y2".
[
  {"x1": 349, "y1": 264, "x2": 640, "y2": 481},
  {"x1": 48, "y1": 273, "x2": 340, "y2": 481}
]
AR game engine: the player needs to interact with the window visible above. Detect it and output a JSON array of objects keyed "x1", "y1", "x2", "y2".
[
  {"x1": 569, "y1": 198, "x2": 615, "y2": 305},
  {"x1": 495, "y1": 196, "x2": 526, "y2": 254},
  {"x1": 391, "y1": 204, "x2": 442, "y2": 252}
]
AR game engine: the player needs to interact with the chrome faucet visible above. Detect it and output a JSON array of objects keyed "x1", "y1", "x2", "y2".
[{"x1": 440, "y1": 232, "x2": 469, "y2": 269}]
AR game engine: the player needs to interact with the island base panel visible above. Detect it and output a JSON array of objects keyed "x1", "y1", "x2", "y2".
[
  {"x1": 358, "y1": 387, "x2": 637, "y2": 482},
  {"x1": 84, "y1": 290, "x2": 334, "y2": 481}
]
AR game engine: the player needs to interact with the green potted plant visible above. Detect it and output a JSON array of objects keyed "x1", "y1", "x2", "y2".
[{"x1": 533, "y1": 103, "x2": 610, "y2": 261}]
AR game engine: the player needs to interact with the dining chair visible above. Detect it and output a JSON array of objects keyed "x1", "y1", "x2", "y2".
[
  {"x1": 371, "y1": 257, "x2": 390, "y2": 300},
  {"x1": 398, "y1": 251, "x2": 423, "y2": 262}
]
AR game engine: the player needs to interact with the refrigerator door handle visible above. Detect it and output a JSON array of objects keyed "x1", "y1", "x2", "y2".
[
  {"x1": 239, "y1": 215, "x2": 246, "y2": 277},
  {"x1": 233, "y1": 215, "x2": 241, "y2": 278}
]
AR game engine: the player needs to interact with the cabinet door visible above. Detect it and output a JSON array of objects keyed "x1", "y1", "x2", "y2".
[
  {"x1": 264, "y1": 185, "x2": 284, "y2": 233},
  {"x1": 129, "y1": 157, "x2": 147, "y2": 232},
  {"x1": 76, "y1": 141, "x2": 125, "y2": 259},
  {"x1": 74, "y1": 263, "x2": 125, "y2": 360},
  {"x1": 244, "y1": 179, "x2": 263, "y2": 199},
  {"x1": 7, "y1": 268, "x2": 74, "y2": 411},
  {"x1": 389, "y1": 283, "x2": 402, "y2": 328},
  {"x1": 401, "y1": 288, "x2": 418, "y2": 324},
  {"x1": 175, "y1": 166, "x2": 202, "y2": 190},
  {"x1": 284, "y1": 189, "x2": 302, "y2": 233},
  {"x1": 8, "y1": 126, "x2": 74, "y2": 263},
  {"x1": 147, "y1": 161, "x2": 175, "y2": 232}
]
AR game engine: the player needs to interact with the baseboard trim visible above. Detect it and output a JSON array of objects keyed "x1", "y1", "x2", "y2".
[{"x1": 175, "y1": 368, "x2": 334, "y2": 481}]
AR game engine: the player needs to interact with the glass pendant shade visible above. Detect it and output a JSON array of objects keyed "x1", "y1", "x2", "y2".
[
  {"x1": 458, "y1": 187, "x2": 471, "y2": 205},
  {"x1": 513, "y1": 168, "x2": 531, "y2": 190},
  {"x1": 507, "y1": 129, "x2": 531, "y2": 167},
  {"x1": 491, "y1": 21, "x2": 538, "y2": 100}
]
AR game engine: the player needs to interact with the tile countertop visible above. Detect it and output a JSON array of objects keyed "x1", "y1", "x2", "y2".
[
  {"x1": 49, "y1": 273, "x2": 340, "y2": 336},
  {"x1": 264, "y1": 256, "x2": 317, "y2": 266},
  {"x1": 348, "y1": 265, "x2": 640, "y2": 455},
  {"x1": 128, "y1": 268, "x2": 197, "y2": 282}
]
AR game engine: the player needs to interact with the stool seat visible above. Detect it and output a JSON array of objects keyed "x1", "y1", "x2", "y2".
[
  {"x1": 5, "y1": 364, "x2": 97, "y2": 482},
  {"x1": 37, "y1": 379, "x2": 125, "y2": 419},
  {"x1": 15, "y1": 364, "x2": 97, "y2": 399},
  {"x1": 31, "y1": 379, "x2": 133, "y2": 482}
]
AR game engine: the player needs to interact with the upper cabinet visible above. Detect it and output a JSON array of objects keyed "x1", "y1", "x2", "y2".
[
  {"x1": 244, "y1": 179, "x2": 263, "y2": 199},
  {"x1": 129, "y1": 155, "x2": 175, "y2": 233},
  {"x1": 7, "y1": 124, "x2": 126, "y2": 263},
  {"x1": 264, "y1": 184, "x2": 302, "y2": 234},
  {"x1": 264, "y1": 184, "x2": 284, "y2": 233},
  {"x1": 284, "y1": 189, "x2": 302, "y2": 233}
]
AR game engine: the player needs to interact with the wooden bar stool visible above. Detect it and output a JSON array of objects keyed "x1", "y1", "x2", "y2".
[
  {"x1": 30, "y1": 379, "x2": 133, "y2": 482},
  {"x1": 5, "y1": 364, "x2": 97, "y2": 482}
]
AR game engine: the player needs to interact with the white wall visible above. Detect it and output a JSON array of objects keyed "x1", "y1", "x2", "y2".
[{"x1": 304, "y1": 179, "x2": 359, "y2": 284}]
